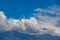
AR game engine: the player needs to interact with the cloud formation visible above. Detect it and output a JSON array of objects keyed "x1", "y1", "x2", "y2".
[{"x1": 0, "y1": 5, "x2": 60, "y2": 36}]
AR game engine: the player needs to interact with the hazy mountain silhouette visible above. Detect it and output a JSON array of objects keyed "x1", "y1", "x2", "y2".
[{"x1": 0, "y1": 30, "x2": 60, "y2": 40}]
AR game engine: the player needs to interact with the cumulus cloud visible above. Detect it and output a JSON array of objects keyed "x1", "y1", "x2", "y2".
[{"x1": 0, "y1": 5, "x2": 60, "y2": 36}]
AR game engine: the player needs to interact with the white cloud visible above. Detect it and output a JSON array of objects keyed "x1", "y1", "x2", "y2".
[
  {"x1": 34, "y1": 5, "x2": 60, "y2": 17},
  {"x1": 0, "y1": 5, "x2": 60, "y2": 36},
  {"x1": 34, "y1": 5, "x2": 60, "y2": 26}
]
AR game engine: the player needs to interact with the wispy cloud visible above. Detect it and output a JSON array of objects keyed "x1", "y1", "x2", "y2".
[
  {"x1": 34, "y1": 5, "x2": 60, "y2": 26},
  {"x1": 35, "y1": 5, "x2": 60, "y2": 16},
  {"x1": 0, "y1": 5, "x2": 60, "y2": 36}
]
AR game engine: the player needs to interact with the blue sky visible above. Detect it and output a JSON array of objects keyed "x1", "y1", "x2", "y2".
[
  {"x1": 0, "y1": 0, "x2": 60, "y2": 40},
  {"x1": 0, "y1": 0, "x2": 60, "y2": 18}
]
